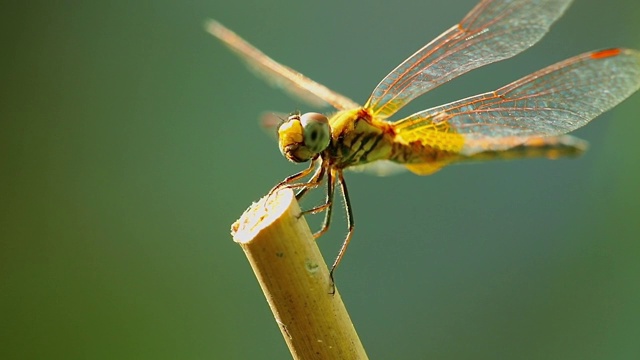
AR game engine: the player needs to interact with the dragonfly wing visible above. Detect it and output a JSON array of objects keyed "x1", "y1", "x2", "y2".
[
  {"x1": 207, "y1": 20, "x2": 360, "y2": 110},
  {"x1": 365, "y1": 0, "x2": 574, "y2": 118},
  {"x1": 394, "y1": 49, "x2": 640, "y2": 155}
]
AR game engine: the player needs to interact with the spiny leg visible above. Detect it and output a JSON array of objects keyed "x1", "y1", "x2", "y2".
[
  {"x1": 266, "y1": 159, "x2": 327, "y2": 219},
  {"x1": 304, "y1": 171, "x2": 336, "y2": 239},
  {"x1": 329, "y1": 171, "x2": 354, "y2": 283},
  {"x1": 301, "y1": 170, "x2": 335, "y2": 239},
  {"x1": 266, "y1": 158, "x2": 318, "y2": 200},
  {"x1": 295, "y1": 163, "x2": 326, "y2": 201},
  {"x1": 281, "y1": 164, "x2": 326, "y2": 195}
]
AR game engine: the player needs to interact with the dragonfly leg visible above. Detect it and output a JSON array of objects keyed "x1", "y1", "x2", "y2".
[
  {"x1": 266, "y1": 158, "x2": 318, "y2": 201},
  {"x1": 313, "y1": 173, "x2": 336, "y2": 239},
  {"x1": 295, "y1": 163, "x2": 326, "y2": 201},
  {"x1": 302, "y1": 170, "x2": 334, "y2": 240},
  {"x1": 329, "y1": 171, "x2": 354, "y2": 284},
  {"x1": 279, "y1": 163, "x2": 325, "y2": 198}
]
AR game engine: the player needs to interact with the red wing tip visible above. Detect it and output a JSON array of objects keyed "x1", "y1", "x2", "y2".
[{"x1": 590, "y1": 48, "x2": 622, "y2": 59}]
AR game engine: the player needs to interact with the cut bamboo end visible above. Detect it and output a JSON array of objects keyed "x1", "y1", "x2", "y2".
[{"x1": 231, "y1": 188, "x2": 368, "y2": 360}]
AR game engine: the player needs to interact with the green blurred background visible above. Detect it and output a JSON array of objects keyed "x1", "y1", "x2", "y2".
[{"x1": 2, "y1": 0, "x2": 639, "y2": 358}]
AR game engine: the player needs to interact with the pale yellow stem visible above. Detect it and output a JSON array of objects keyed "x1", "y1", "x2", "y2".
[{"x1": 231, "y1": 188, "x2": 368, "y2": 360}]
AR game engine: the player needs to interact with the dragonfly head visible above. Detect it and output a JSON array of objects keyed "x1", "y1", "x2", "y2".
[{"x1": 278, "y1": 112, "x2": 331, "y2": 163}]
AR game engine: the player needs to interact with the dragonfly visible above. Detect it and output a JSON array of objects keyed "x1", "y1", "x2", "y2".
[{"x1": 209, "y1": 0, "x2": 640, "y2": 278}]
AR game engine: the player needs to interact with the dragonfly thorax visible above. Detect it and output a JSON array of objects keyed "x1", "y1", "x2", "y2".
[{"x1": 278, "y1": 112, "x2": 331, "y2": 163}]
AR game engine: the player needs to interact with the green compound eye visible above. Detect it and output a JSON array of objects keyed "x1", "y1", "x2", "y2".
[{"x1": 300, "y1": 112, "x2": 331, "y2": 153}]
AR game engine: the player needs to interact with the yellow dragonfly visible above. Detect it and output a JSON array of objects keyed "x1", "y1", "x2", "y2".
[{"x1": 209, "y1": 0, "x2": 640, "y2": 278}]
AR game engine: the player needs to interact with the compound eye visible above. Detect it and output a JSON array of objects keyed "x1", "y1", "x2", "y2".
[{"x1": 300, "y1": 112, "x2": 331, "y2": 153}]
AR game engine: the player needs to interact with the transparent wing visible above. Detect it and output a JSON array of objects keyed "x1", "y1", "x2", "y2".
[
  {"x1": 365, "y1": 0, "x2": 574, "y2": 118},
  {"x1": 393, "y1": 49, "x2": 640, "y2": 155},
  {"x1": 207, "y1": 20, "x2": 360, "y2": 110}
]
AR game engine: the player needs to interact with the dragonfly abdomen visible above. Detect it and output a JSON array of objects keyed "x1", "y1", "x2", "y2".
[{"x1": 388, "y1": 139, "x2": 460, "y2": 175}]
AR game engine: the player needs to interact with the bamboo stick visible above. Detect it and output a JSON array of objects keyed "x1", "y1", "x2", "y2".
[{"x1": 231, "y1": 188, "x2": 368, "y2": 360}]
